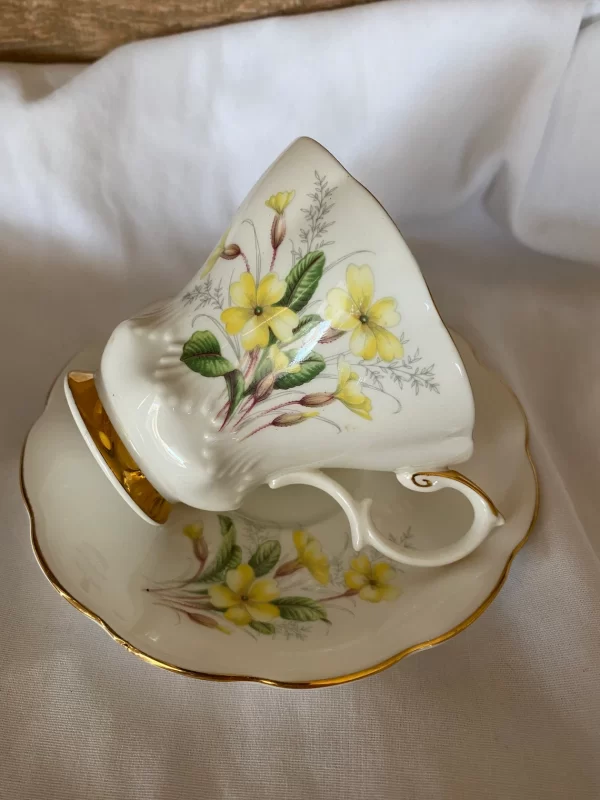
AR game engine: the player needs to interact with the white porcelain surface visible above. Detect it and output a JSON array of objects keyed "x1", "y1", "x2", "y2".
[
  {"x1": 24, "y1": 332, "x2": 537, "y2": 686},
  {"x1": 67, "y1": 137, "x2": 503, "y2": 565}
]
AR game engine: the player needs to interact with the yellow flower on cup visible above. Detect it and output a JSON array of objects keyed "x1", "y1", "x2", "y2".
[
  {"x1": 324, "y1": 264, "x2": 403, "y2": 361},
  {"x1": 221, "y1": 273, "x2": 298, "y2": 350},
  {"x1": 344, "y1": 554, "x2": 400, "y2": 602},
  {"x1": 208, "y1": 564, "x2": 280, "y2": 626},
  {"x1": 265, "y1": 190, "x2": 295, "y2": 215},
  {"x1": 293, "y1": 530, "x2": 330, "y2": 585},
  {"x1": 334, "y1": 362, "x2": 372, "y2": 420}
]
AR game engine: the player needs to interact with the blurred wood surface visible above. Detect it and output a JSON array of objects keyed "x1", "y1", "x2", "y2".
[{"x1": 0, "y1": 0, "x2": 380, "y2": 62}]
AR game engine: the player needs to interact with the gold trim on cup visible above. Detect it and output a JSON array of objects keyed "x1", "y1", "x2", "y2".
[
  {"x1": 411, "y1": 469, "x2": 502, "y2": 519},
  {"x1": 21, "y1": 347, "x2": 539, "y2": 689},
  {"x1": 66, "y1": 371, "x2": 171, "y2": 525}
]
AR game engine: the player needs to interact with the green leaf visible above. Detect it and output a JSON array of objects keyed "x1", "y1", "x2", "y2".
[
  {"x1": 181, "y1": 330, "x2": 235, "y2": 377},
  {"x1": 198, "y1": 516, "x2": 237, "y2": 583},
  {"x1": 249, "y1": 621, "x2": 275, "y2": 635},
  {"x1": 248, "y1": 540, "x2": 281, "y2": 578},
  {"x1": 273, "y1": 597, "x2": 329, "y2": 623},
  {"x1": 218, "y1": 514, "x2": 235, "y2": 538},
  {"x1": 223, "y1": 369, "x2": 245, "y2": 421},
  {"x1": 202, "y1": 545, "x2": 242, "y2": 585},
  {"x1": 285, "y1": 314, "x2": 326, "y2": 345},
  {"x1": 274, "y1": 350, "x2": 326, "y2": 390},
  {"x1": 276, "y1": 251, "x2": 325, "y2": 313}
]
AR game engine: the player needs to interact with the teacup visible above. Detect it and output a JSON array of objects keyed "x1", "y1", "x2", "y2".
[{"x1": 66, "y1": 137, "x2": 503, "y2": 567}]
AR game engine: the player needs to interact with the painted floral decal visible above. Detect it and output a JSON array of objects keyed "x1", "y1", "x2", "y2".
[
  {"x1": 180, "y1": 172, "x2": 440, "y2": 440},
  {"x1": 324, "y1": 264, "x2": 403, "y2": 361},
  {"x1": 147, "y1": 515, "x2": 407, "y2": 639}
]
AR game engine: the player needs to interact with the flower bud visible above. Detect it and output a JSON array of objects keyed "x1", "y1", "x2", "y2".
[
  {"x1": 274, "y1": 559, "x2": 302, "y2": 578},
  {"x1": 187, "y1": 612, "x2": 231, "y2": 634},
  {"x1": 299, "y1": 393, "x2": 335, "y2": 407},
  {"x1": 271, "y1": 214, "x2": 286, "y2": 250},
  {"x1": 222, "y1": 243, "x2": 241, "y2": 260},
  {"x1": 272, "y1": 411, "x2": 318, "y2": 427},
  {"x1": 318, "y1": 327, "x2": 346, "y2": 345},
  {"x1": 254, "y1": 373, "x2": 275, "y2": 403}
]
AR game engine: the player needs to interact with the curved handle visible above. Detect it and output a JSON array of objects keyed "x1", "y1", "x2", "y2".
[{"x1": 268, "y1": 468, "x2": 504, "y2": 568}]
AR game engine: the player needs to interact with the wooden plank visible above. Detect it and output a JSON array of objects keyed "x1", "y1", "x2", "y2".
[{"x1": 0, "y1": 0, "x2": 381, "y2": 62}]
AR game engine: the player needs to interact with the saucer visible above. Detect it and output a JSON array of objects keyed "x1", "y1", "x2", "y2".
[{"x1": 21, "y1": 332, "x2": 538, "y2": 687}]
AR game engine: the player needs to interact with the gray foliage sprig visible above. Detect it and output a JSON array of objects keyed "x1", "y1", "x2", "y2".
[
  {"x1": 278, "y1": 620, "x2": 311, "y2": 641},
  {"x1": 182, "y1": 275, "x2": 225, "y2": 310},
  {"x1": 360, "y1": 340, "x2": 440, "y2": 396},
  {"x1": 291, "y1": 171, "x2": 337, "y2": 263},
  {"x1": 387, "y1": 526, "x2": 415, "y2": 550}
]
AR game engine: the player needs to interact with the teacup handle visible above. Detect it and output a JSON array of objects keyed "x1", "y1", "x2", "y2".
[{"x1": 268, "y1": 468, "x2": 504, "y2": 567}]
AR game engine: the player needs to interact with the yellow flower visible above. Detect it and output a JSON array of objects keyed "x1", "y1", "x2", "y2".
[
  {"x1": 221, "y1": 273, "x2": 299, "y2": 350},
  {"x1": 293, "y1": 530, "x2": 330, "y2": 585},
  {"x1": 182, "y1": 523, "x2": 204, "y2": 540},
  {"x1": 334, "y1": 362, "x2": 372, "y2": 420},
  {"x1": 208, "y1": 564, "x2": 280, "y2": 626},
  {"x1": 269, "y1": 344, "x2": 301, "y2": 374},
  {"x1": 324, "y1": 264, "x2": 404, "y2": 361},
  {"x1": 344, "y1": 554, "x2": 400, "y2": 602},
  {"x1": 265, "y1": 190, "x2": 295, "y2": 215},
  {"x1": 200, "y1": 229, "x2": 229, "y2": 278}
]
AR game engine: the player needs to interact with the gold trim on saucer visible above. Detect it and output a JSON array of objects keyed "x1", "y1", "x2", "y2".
[
  {"x1": 66, "y1": 371, "x2": 171, "y2": 525},
  {"x1": 412, "y1": 469, "x2": 502, "y2": 519},
  {"x1": 21, "y1": 349, "x2": 539, "y2": 689}
]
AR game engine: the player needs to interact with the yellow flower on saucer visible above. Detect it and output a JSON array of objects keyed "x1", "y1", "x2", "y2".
[
  {"x1": 344, "y1": 554, "x2": 400, "y2": 603},
  {"x1": 293, "y1": 530, "x2": 330, "y2": 585},
  {"x1": 221, "y1": 273, "x2": 298, "y2": 350},
  {"x1": 324, "y1": 264, "x2": 403, "y2": 362},
  {"x1": 182, "y1": 523, "x2": 204, "y2": 540},
  {"x1": 269, "y1": 344, "x2": 301, "y2": 374},
  {"x1": 265, "y1": 190, "x2": 295, "y2": 215},
  {"x1": 334, "y1": 362, "x2": 372, "y2": 420},
  {"x1": 208, "y1": 564, "x2": 280, "y2": 626},
  {"x1": 200, "y1": 229, "x2": 229, "y2": 278}
]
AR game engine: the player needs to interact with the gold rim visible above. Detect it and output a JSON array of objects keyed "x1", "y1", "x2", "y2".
[
  {"x1": 66, "y1": 371, "x2": 171, "y2": 524},
  {"x1": 20, "y1": 346, "x2": 539, "y2": 689}
]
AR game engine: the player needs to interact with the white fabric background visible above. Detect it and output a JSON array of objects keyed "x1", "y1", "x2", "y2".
[{"x1": 1, "y1": 1, "x2": 600, "y2": 797}]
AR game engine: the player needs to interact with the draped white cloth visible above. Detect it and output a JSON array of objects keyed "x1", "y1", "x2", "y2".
[{"x1": 2, "y1": 2, "x2": 599, "y2": 797}]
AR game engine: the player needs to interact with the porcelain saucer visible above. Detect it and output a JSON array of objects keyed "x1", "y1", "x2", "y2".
[{"x1": 21, "y1": 332, "x2": 538, "y2": 687}]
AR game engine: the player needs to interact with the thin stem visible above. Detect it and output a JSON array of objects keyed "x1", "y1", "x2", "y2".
[
  {"x1": 150, "y1": 593, "x2": 213, "y2": 612},
  {"x1": 323, "y1": 250, "x2": 374, "y2": 274},
  {"x1": 247, "y1": 399, "x2": 298, "y2": 419},
  {"x1": 314, "y1": 416, "x2": 342, "y2": 433},
  {"x1": 269, "y1": 247, "x2": 278, "y2": 272},
  {"x1": 230, "y1": 397, "x2": 256, "y2": 431},
  {"x1": 360, "y1": 381, "x2": 403, "y2": 413},
  {"x1": 243, "y1": 219, "x2": 261, "y2": 281},
  {"x1": 320, "y1": 589, "x2": 358, "y2": 603},
  {"x1": 240, "y1": 421, "x2": 273, "y2": 441},
  {"x1": 323, "y1": 350, "x2": 351, "y2": 363},
  {"x1": 239, "y1": 249, "x2": 251, "y2": 273},
  {"x1": 233, "y1": 392, "x2": 313, "y2": 431},
  {"x1": 234, "y1": 400, "x2": 300, "y2": 430}
]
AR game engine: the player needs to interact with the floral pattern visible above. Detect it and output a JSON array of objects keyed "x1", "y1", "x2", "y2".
[
  {"x1": 178, "y1": 172, "x2": 439, "y2": 440},
  {"x1": 344, "y1": 554, "x2": 400, "y2": 603},
  {"x1": 208, "y1": 565, "x2": 280, "y2": 626},
  {"x1": 148, "y1": 516, "x2": 404, "y2": 639},
  {"x1": 222, "y1": 273, "x2": 299, "y2": 350}
]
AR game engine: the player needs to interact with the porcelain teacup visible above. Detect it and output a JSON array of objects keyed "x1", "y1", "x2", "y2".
[{"x1": 66, "y1": 137, "x2": 503, "y2": 567}]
